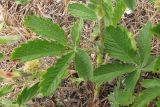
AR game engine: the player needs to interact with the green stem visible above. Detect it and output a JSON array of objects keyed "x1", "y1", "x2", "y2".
[
  {"x1": 99, "y1": 18, "x2": 105, "y2": 44},
  {"x1": 97, "y1": 17, "x2": 105, "y2": 66},
  {"x1": 93, "y1": 85, "x2": 101, "y2": 106}
]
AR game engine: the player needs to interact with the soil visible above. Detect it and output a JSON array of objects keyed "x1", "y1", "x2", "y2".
[{"x1": 0, "y1": 0, "x2": 160, "y2": 107}]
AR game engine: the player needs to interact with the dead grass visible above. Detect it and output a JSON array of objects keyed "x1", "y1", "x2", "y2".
[{"x1": 0, "y1": 0, "x2": 160, "y2": 107}]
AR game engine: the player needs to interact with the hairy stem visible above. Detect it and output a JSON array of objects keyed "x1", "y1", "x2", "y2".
[{"x1": 97, "y1": 17, "x2": 105, "y2": 66}]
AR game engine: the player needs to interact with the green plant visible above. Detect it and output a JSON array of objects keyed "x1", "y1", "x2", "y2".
[
  {"x1": 0, "y1": 53, "x2": 3, "y2": 61},
  {"x1": 0, "y1": 35, "x2": 20, "y2": 60},
  {"x1": 0, "y1": 99, "x2": 23, "y2": 107},
  {"x1": 8, "y1": 0, "x2": 160, "y2": 106},
  {"x1": 0, "y1": 25, "x2": 20, "y2": 105},
  {"x1": 0, "y1": 85, "x2": 13, "y2": 97},
  {"x1": 0, "y1": 85, "x2": 17, "y2": 107},
  {"x1": 16, "y1": 0, "x2": 30, "y2": 5}
]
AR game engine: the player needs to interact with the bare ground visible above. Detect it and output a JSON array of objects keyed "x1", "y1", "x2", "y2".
[{"x1": 0, "y1": 0, "x2": 160, "y2": 107}]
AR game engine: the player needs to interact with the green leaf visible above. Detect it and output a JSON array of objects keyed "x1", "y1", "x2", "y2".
[
  {"x1": 103, "y1": 1, "x2": 113, "y2": 24},
  {"x1": 0, "y1": 53, "x2": 4, "y2": 61},
  {"x1": 11, "y1": 39, "x2": 66, "y2": 62},
  {"x1": 75, "y1": 49, "x2": 93, "y2": 80},
  {"x1": 104, "y1": 26, "x2": 137, "y2": 63},
  {"x1": 142, "y1": 79, "x2": 160, "y2": 88},
  {"x1": 133, "y1": 86, "x2": 160, "y2": 107},
  {"x1": 17, "y1": 83, "x2": 39, "y2": 105},
  {"x1": 109, "y1": 84, "x2": 134, "y2": 106},
  {"x1": 151, "y1": 23, "x2": 160, "y2": 39},
  {"x1": 112, "y1": 0, "x2": 126, "y2": 25},
  {"x1": 24, "y1": 16, "x2": 67, "y2": 45},
  {"x1": 156, "y1": 100, "x2": 160, "y2": 107},
  {"x1": 143, "y1": 56, "x2": 160, "y2": 72},
  {"x1": 124, "y1": 70, "x2": 140, "y2": 92},
  {"x1": 16, "y1": 0, "x2": 30, "y2": 5},
  {"x1": 68, "y1": 3, "x2": 97, "y2": 20},
  {"x1": 0, "y1": 85, "x2": 13, "y2": 97},
  {"x1": 127, "y1": 30, "x2": 137, "y2": 51},
  {"x1": 40, "y1": 52, "x2": 74, "y2": 96},
  {"x1": 137, "y1": 22, "x2": 152, "y2": 67},
  {"x1": 108, "y1": 84, "x2": 120, "y2": 107},
  {"x1": 89, "y1": 0, "x2": 97, "y2": 4},
  {"x1": 88, "y1": 0, "x2": 112, "y2": 21},
  {"x1": 71, "y1": 19, "x2": 83, "y2": 47},
  {"x1": 0, "y1": 99, "x2": 21, "y2": 107},
  {"x1": 148, "y1": 0, "x2": 156, "y2": 4},
  {"x1": 123, "y1": 0, "x2": 136, "y2": 10},
  {"x1": 93, "y1": 63, "x2": 135, "y2": 86},
  {"x1": 117, "y1": 91, "x2": 133, "y2": 106},
  {"x1": 91, "y1": 25, "x2": 99, "y2": 38},
  {"x1": 94, "y1": 4, "x2": 106, "y2": 20},
  {"x1": 0, "y1": 36, "x2": 20, "y2": 44}
]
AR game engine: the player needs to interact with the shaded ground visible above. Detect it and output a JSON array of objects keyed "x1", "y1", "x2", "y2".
[{"x1": 0, "y1": 0, "x2": 160, "y2": 107}]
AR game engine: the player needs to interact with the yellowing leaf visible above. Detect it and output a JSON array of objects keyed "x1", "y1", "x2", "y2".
[
  {"x1": 23, "y1": 59, "x2": 40, "y2": 73},
  {"x1": 0, "y1": 69, "x2": 20, "y2": 80}
]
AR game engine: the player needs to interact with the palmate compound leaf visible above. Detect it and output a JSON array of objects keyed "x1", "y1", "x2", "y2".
[
  {"x1": 123, "y1": 0, "x2": 136, "y2": 10},
  {"x1": 11, "y1": 39, "x2": 66, "y2": 62},
  {"x1": 104, "y1": 26, "x2": 137, "y2": 64},
  {"x1": 24, "y1": 16, "x2": 67, "y2": 45},
  {"x1": 68, "y1": 3, "x2": 97, "y2": 20},
  {"x1": 75, "y1": 49, "x2": 93, "y2": 80},
  {"x1": 93, "y1": 63, "x2": 135, "y2": 86},
  {"x1": 39, "y1": 52, "x2": 74, "y2": 96},
  {"x1": 133, "y1": 86, "x2": 160, "y2": 107},
  {"x1": 16, "y1": 83, "x2": 39, "y2": 105},
  {"x1": 137, "y1": 22, "x2": 152, "y2": 68}
]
